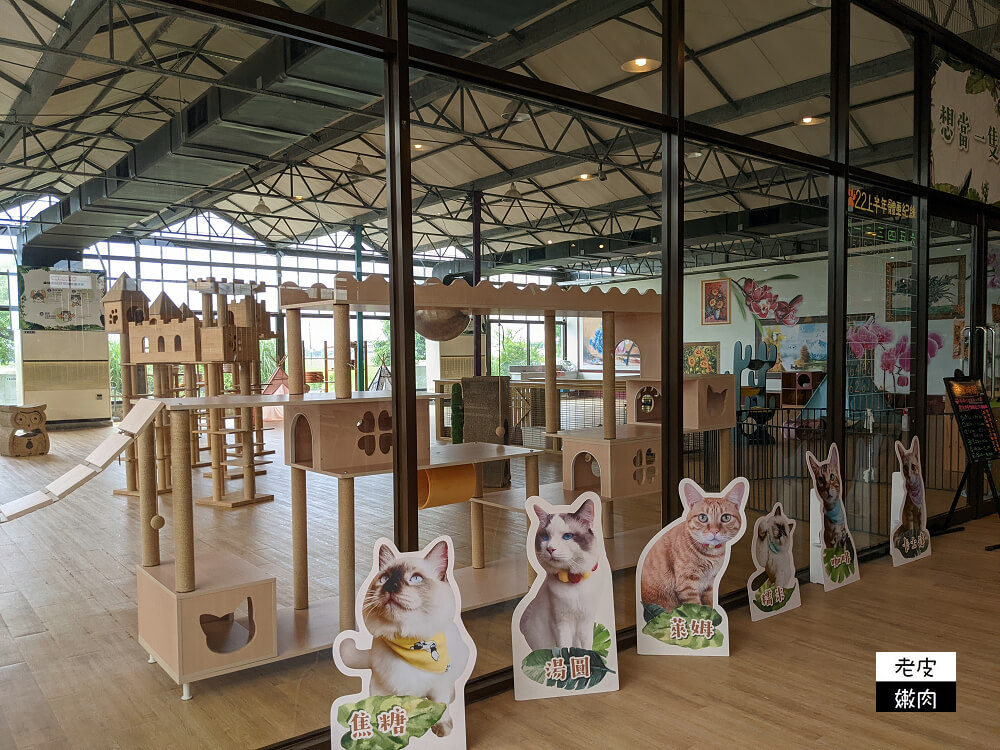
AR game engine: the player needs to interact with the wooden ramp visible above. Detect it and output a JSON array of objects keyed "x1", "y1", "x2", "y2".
[{"x1": 0, "y1": 400, "x2": 163, "y2": 522}]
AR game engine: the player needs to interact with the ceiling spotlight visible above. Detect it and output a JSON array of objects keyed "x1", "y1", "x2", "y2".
[
  {"x1": 799, "y1": 115, "x2": 826, "y2": 126},
  {"x1": 598, "y1": 165, "x2": 607, "y2": 182},
  {"x1": 351, "y1": 155, "x2": 372, "y2": 176},
  {"x1": 621, "y1": 57, "x2": 662, "y2": 73},
  {"x1": 504, "y1": 182, "x2": 522, "y2": 200},
  {"x1": 293, "y1": 195, "x2": 305, "y2": 201},
  {"x1": 501, "y1": 101, "x2": 531, "y2": 122},
  {"x1": 253, "y1": 198, "x2": 269, "y2": 214},
  {"x1": 579, "y1": 173, "x2": 591, "y2": 181},
  {"x1": 546, "y1": 240, "x2": 553, "y2": 244},
  {"x1": 413, "y1": 143, "x2": 423, "y2": 150},
  {"x1": 685, "y1": 148, "x2": 704, "y2": 159},
  {"x1": 598, "y1": 243, "x2": 605, "y2": 249}
]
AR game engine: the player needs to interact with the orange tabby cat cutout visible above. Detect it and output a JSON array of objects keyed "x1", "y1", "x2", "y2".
[{"x1": 636, "y1": 477, "x2": 749, "y2": 657}]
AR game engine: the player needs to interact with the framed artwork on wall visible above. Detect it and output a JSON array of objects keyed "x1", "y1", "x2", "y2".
[
  {"x1": 701, "y1": 279, "x2": 730, "y2": 325},
  {"x1": 886, "y1": 256, "x2": 966, "y2": 321},
  {"x1": 580, "y1": 318, "x2": 641, "y2": 370},
  {"x1": 682, "y1": 342, "x2": 720, "y2": 374}
]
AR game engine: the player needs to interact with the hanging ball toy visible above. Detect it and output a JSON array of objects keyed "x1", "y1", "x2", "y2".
[
  {"x1": 150, "y1": 515, "x2": 165, "y2": 530},
  {"x1": 495, "y1": 425, "x2": 504, "y2": 437}
]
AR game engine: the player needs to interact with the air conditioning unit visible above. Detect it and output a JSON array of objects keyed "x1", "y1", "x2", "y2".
[{"x1": 18, "y1": 331, "x2": 111, "y2": 422}]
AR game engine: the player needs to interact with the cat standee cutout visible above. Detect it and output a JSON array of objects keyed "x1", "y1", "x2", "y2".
[
  {"x1": 512, "y1": 492, "x2": 619, "y2": 700},
  {"x1": 636, "y1": 477, "x2": 749, "y2": 657},
  {"x1": 890, "y1": 436, "x2": 932, "y2": 566},
  {"x1": 332, "y1": 537, "x2": 476, "y2": 750},
  {"x1": 747, "y1": 503, "x2": 802, "y2": 621},
  {"x1": 806, "y1": 444, "x2": 861, "y2": 591}
]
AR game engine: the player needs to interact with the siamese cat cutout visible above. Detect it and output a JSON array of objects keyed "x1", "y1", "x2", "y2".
[
  {"x1": 805, "y1": 443, "x2": 860, "y2": 591},
  {"x1": 747, "y1": 503, "x2": 802, "y2": 621},
  {"x1": 512, "y1": 492, "x2": 619, "y2": 700},
  {"x1": 636, "y1": 477, "x2": 749, "y2": 656},
  {"x1": 332, "y1": 537, "x2": 476, "y2": 750},
  {"x1": 890, "y1": 436, "x2": 931, "y2": 566}
]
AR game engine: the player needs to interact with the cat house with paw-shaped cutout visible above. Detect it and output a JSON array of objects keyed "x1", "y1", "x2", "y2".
[
  {"x1": 625, "y1": 375, "x2": 737, "y2": 432},
  {"x1": 284, "y1": 392, "x2": 433, "y2": 476}
]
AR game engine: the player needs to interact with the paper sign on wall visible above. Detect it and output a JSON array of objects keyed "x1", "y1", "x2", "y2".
[
  {"x1": 806, "y1": 444, "x2": 861, "y2": 591},
  {"x1": 636, "y1": 477, "x2": 749, "y2": 656},
  {"x1": 747, "y1": 503, "x2": 802, "y2": 621},
  {"x1": 890, "y1": 436, "x2": 932, "y2": 566},
  {"x1": 512, "y1": 492, "x2": 619, "y2": 700},
  {"x1": 332, "y1": 537, "x2": 476, "y2": 749}
]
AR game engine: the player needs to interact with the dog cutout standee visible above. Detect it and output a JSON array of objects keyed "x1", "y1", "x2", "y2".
[
  {"x1": 512, "y1": 492, "x2": 619, "y2": 700},
  {"x1": 332, "y1": 537, "x2": 476, "y2": 749}
]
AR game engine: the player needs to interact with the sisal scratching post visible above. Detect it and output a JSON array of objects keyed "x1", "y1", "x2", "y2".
[
  {"x1": 206, "y1": 362, "x2": 225, "y2": 502},
  {"x1": 292, "y1": 467, "x2": 309, "y2": 610},
  {"x1": 338, "y1": 477, "x2": 356, "y2": 629},
  {"x1": 602, "y1": 500, "x2": 614, "y2": 540},
  {"x1": 201, "y1": 292, "x2": 213, "y2": 326},
  {"x1": 333, "y1": 304, "x2": 351, "y2": 399},
  {"x1": 720, "y1": 428, "x2": 734, "y2": 486},
  {"x1": 240, "y1": 362, "x2": 256, "y2": 501},
  {"x1": 471, "y1": 463, "x2": 485, "y2": 569},
  {"x1": 138, "y1": 424, "x2": 159, "y2": 566},
  {"x1": 525, "y1": 454, "x2": 540, "y2": 497},
  {"x1": 170, "y1": 409, "x2": 195, "y2": 592},
  {"x1": 544, "y1": 312, "x2": 560, "y2": 451},
  {"x1": 154, "y1": 365, "x2": 170, "y2": 492},
  {"x1": 121, "y1": 328, "x2": 137, "y2": 492},
  {"x1": 286, "y1": 308, "x2": 305, "y2": 396},
  {"x1": 602, "y1": 311, "x2": 617, "y2": 441}
]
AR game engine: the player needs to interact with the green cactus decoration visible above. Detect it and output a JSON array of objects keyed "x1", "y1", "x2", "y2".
[{"x1": 451, "y1": 383, "x2": 464, "y2": 444}]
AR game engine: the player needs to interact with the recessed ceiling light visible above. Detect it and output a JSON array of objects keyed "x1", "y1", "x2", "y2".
[
  {"x1": 799, "y1": 115, "x2": 826, "y2": 126},
  {"x1": 621, "y1": 57, "x2": 662, "y2": 73},
  {"x1": 579, "y1": 173, "x2": 591, "y2": 181}
]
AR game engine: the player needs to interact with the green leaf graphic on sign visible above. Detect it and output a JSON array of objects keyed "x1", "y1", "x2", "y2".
[
  {"x1": 752, "y1": 580, "x2": 797, "y2": 612},
  {"x1": 336, "y1": 695, "x2": 445, "y2": 750},
  {"x1": 641, "y1": 603, "x2": 725, "y2": 649},
  {"x1": 823, "y1": 545, "x2": 856, "y2": 583},
  {"x1": 642, "y1": 602, "x2": 666, "y2": 623},
  {"x1": 592, "y1": 623, "x2": 611, "y2": 659},
  {"x1": 895, "y1": 529, "x2": 930, "y2": 559},
  {"x1": 521, "y1": 647, "x2": 615, "y2": 690}
]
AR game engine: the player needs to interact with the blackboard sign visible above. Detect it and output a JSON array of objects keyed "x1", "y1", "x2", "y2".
[{"x1": 944, "y1": 376, "x2": 1000, "y2": 463}]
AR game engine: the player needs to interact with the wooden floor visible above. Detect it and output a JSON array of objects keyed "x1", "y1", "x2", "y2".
[
  {"x1": 0, "y1": 425, "x2": 997, "y2": 748},
  {"x1": 470, "y1": 517, "x2": 1000, "y2": 749}
]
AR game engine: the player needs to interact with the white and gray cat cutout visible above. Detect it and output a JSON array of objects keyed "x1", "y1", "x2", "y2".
[
  {"x1": 636, "y1": 477, "x2": 749, "y2": 657},
  {"x1": 332, "y1": 536, "x2": 477, "y2": 750},
  {"x1": 512, "y1": 492, "x2": 619, "y2": 701},
  {"x1": 746, "y1": 502, "x2": 802, "y2": 622}
]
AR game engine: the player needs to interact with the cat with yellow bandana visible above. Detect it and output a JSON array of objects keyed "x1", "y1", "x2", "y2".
[{"x1": 337, "y1": 538, "x2": 474, "y2": 739}]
